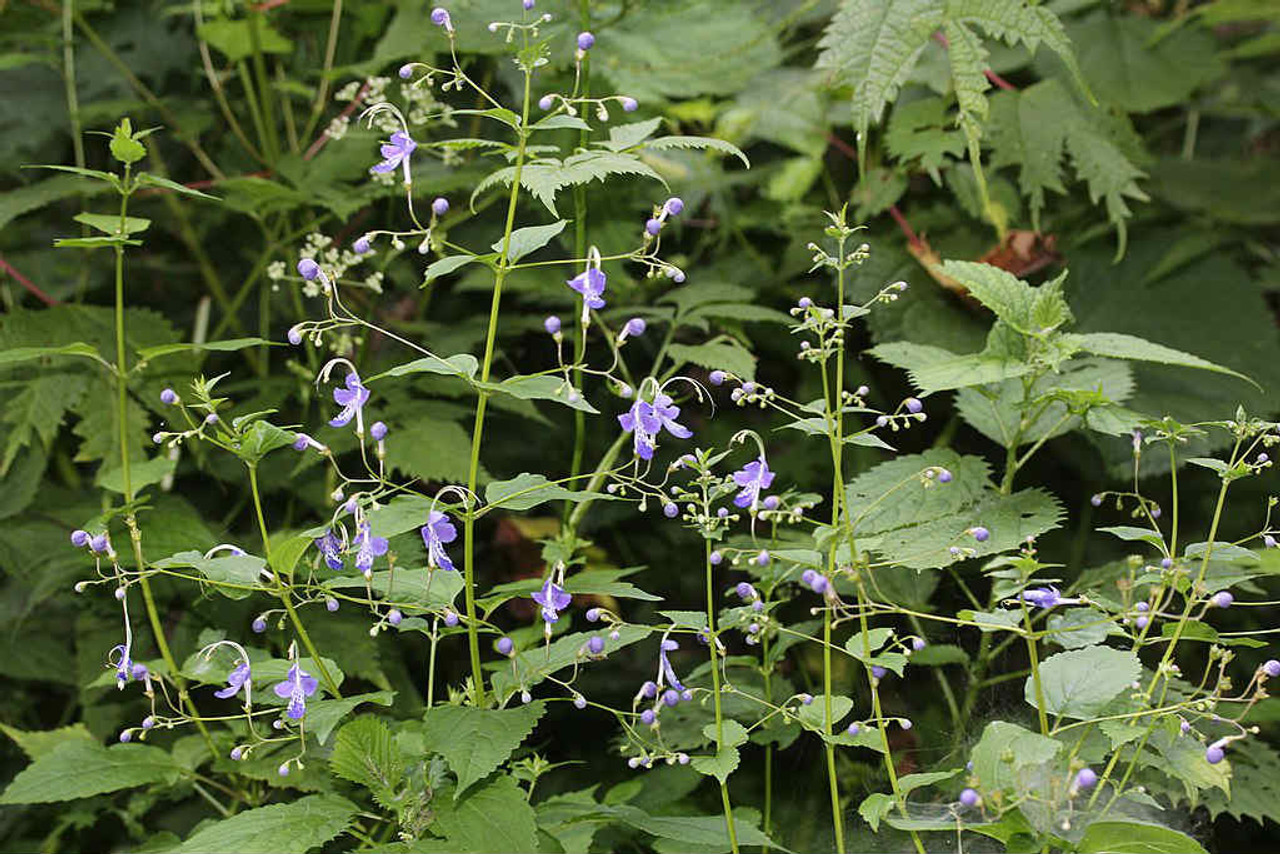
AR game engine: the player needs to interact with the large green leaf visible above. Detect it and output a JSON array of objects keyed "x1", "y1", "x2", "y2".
[
  {"x1": 1026, "y1": 645, "x2": 1140, "y2": 719},
  {"x1": 1076, "y1": 820, "x2": 1208, "y2": 854},
  {"x1": 169, "y1": 794, "x2": 357, "y2": 854},
  {"x1": 0, "y1": 741, "x2": 180, "y2": 804},
  {"x1": 431, "y1": 776, "x2": 539, "y2": 853},
  {"x1": 419, "y1": 701, "x2": 546, "y2": 798},
  {"x1": 969, "y1": 720, "x2": 1061, "y2": 793}
]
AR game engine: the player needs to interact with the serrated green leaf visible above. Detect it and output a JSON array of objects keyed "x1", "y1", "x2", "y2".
[
  {"x1": 170, "y1": 794, "x2": 357, "y2": 854},
  {"x1": 420, "y1": 702, "x2": 546, "y2": 798},
  {"x1": 0, "y1": 740, "x2": 179, "y2": 804},
  {"x1": 1067, "y1": 331, "x2": 1257, "y2": 388},
  {"x1": 483, "y1": 472, "x2": 620, "y2": 512},
  {"x1": 1027, "y1": 645, "x2": 1140, "y2": 719},
  {"x1": 432, "y1": 776, "x2": 539, "y2": 853},
  {"x1": 329, "y1": 716, "x2": 403, "y2": 795}
]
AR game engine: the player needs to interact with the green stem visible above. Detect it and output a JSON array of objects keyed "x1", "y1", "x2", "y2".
[
  {"x1": 304, "y1": 0, "x2": 344, "y2": 142},
  {"x1": 248, "y1": 466, "x2": 342, "y2": 698},
  {"x1": 704, "y1": 539, "x2": 738, "y2": 854},
  {"x1": 1021, "y1": 598, "x2": 1049, "y2": 735},
  {"x1": 112, "y1": 170, "x2": 215, "y2": 757},
  {"x1": 462, "y1": 69, "x2": 533, "y2": 707},
  {"x1": 822, "y1": 606, "x2": 844, "y2": 853},
  {"x1": 246, "y1": 10, "x2": 280, "y2": 163}
]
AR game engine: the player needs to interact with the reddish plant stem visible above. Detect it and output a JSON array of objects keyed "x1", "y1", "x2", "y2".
[
  {"x1": 825, "y1": 132, "x2": 924, "y2": 250},
  {"x1": 0, "y1": 255, "x2": 59, "y2": 306}
]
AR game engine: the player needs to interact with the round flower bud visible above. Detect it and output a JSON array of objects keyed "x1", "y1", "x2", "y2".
[
  {"x1": 497, "y1": 636, "x2": 514, "y2": 656},
  {"x1": 641, "y1": 680, "x2": 658, "y2": 698},
  {"x1": 752, "y1": 600, "x2": 764, "y2": 612},
  {"x1": 1206, "y1": 745, "x2": 1225, "y2": 764},
  {"x1": 1263, "y1": 659, "x2": 1280, "y2": 678},
  {"x1": 959, "y1": 788, "x2": 980, "y2": 807},
  {"x1": 904, "y1": 397, "x2": 923, "y2": 414},
  {"x1": 717, "y1": 507, "x2": 729, "y2": 518},
  {"x1": 1075, "y1": 768, "x2": 1098, "y2": 790},
  {"x1": 252, "y1": 617, "x2": 268, "y2": 633},
  {"x1": 524, "y1": 0, "x2": 535, "y2": 8},
  {"x1": 662, "y1": 502, "x2": 678, "y2": 519},
  {"x1": 709, "y1": 551, "x2": 723, "y2": 566},
  {"x1": 230, "y1": 746, "x2": 243, "y2": 760},
  {"x1": 398, "y1": 64, "x2": 414, "y2": 79},
  {"x1": 1135, "y1": 616, "x2": 1149, "y2": 630},
  {"x1": 573, "y1": 694, "x2": 587, "y2": 709},
  {"x1": 369, "y1": 421, "x2": 389, "y2": 442},
  {"x1": 1181, "y1": 720, "x2": 1192, "y2": 734},
  {"x1": 1266, "y1": 535, "x2": 1278, "y2": 549},
  {"x1": 142, "y1": 716, "x2": 155, "y2": 730},
  {"x1": 856, "y1": 385, "x2": 870, "y2": 397},
  {"x1": 1091, "y1": 494, "x2": 1103, "y2": 507},
  {"x1": 1260, "y1": 453, "x2": 1270, "y2": 463},
  {"x1": 278, "y1": 762, "x2": 290, "y2": 777},
  {"x1": 132, "y1": 663, "x2": 149, "y2": 680},
  {"x1": 645, "y1": 218, "x2": 662, "y2": 236},
  {"x1": 756, "y1": 550, "x2": 770, "y2": 566},
  {"x1": 662, "y1": 689, "x2": 680, "y2": 707},
  {"x1": 297, "y1": 258, "x2": 320, "y2": 281},
  {"x1": 544, "y1": 315, "x2": 562, "y2": 335},
  {"x1": 586, "y1": 607, "x2": 601, "y2": 622},
  {"x1": 911, "y1": 638, "x2": 926, "y2": 652},
  {"x1": 430, "y1": 8, "x2": 449, "y2": 25},
  {"x1": 875, "y1": 415, "x2": 889, "y2": 428},
  {"x1": 119, "y1": 730, "x2": 132, "y2": 743},
  {"x1": 388, "y1": 608, "x2": 403, "y2": 626},
  {"x1": 90, "y1": 533, "x2": 110, "y2": 553},
  {"x1": 152, "y1": 433, "x2": 164, "y2": 445},
  {"x1": 1210, "y1": 591, "x2": 1234, "y2": 608},
  {"x1": 1161, "y1": 557, "x2": 1173, "y2": 569},
  {"x1": 115, "y1": 587, "x2": 126, "y2": 601},
  {"x1": 709, "y1": 370, "x2": 726, "y2": 386},
  {"x1": 288, "y1": 326, "x2": 304, "y2": 346},
  {"x1": 521, "y1": 690, "x2": 533, "y2": 704},
  {"x1": 847, "y1": 723, "x2": 860, "y2": 736},
  {"x1": 681, "y1": 689, "x2": 693, "y2": 701},
  {"x1": 798, "y1": 693, "x2": 813, "y2": 705},
  {"x1": 641, "y1": 709, "x2": 656, "y2": 725},
  {"x1": 160, "y1": 388, "x2": 178, "y2": 405},
  {"x1": 763, "y1": 495, "x2": 780, "y2": 510},
  {"x1": 432, "y1": 197, "x2": 450, "y2": 216},
  {"x1": 577, "y1": 31, "x2": 595, "y2": 50},
  {"x1": 938, "y1": 469, "x2": 953, "y2": 483},
  {"x1": 747, "y1": 623, "x2": 759, "y2": 634},
  {"x1": 353, "y1": 236, "x2": 372, "y2": 255},
  {"x1": 970, "y1": 526, "x2": 990, "y2": 543},
  {"x1": 809, "y1": 575, "x2": 828, "y2": 594},
  {"x1": 444, "y1": 610, "x2": 459, "y2": 627},
  {"x1": 621, "y1": 97, "x2": 638, "y2": 112},
  {"x1": 588, "y1": 636, "x2": 605, "y2": 655},
  {"x1": 665, "y1": 198, "x2": 684, "y2": 216},
  {"x1": 871, "y1": 665, "x2": 886, "y2": 679},
  {"x1": 538, "y1": 94, "x2": 554, "y2": 110},
  {"x1": 624, "y1": 318, "x2": 647, "y2": 337},
  {"x1": 326, "y1": 597, "x2": 340, "y2": 612},
  {"x1": 735, "y1": 582, "x2": 754, "y2": 600},
  {"x1": 70, "y1": 529, "x2": 90, "y2": 547}
]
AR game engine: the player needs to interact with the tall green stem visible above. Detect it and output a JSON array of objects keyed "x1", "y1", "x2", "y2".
[
  {"x1": 704, "y1": 539, "x2": 739, "y2": 853},
  {"x1": 248, "y1": 466, "x2": 342, "y2": 698},
  {"x1": 462, "y1": 70, "x2": 533, "y2": 707},
  {"x1": 112, "y1": 169, "x2": 215, "y2": 757}
]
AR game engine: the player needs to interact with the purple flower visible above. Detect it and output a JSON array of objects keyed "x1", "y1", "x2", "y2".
[
  {"x1": 619, "y1": 399, "x2": 662, "y2": 460},
  {"x1": 1263, "y1": 659, "x2": 1280, "y2": 678},
  {"x1": 388, "y1": 608, "x2": 403, "y2": 626},
  {"x1": 497, "y1": 637, "x2": 514, "y2": 655},
  {"x1": 432, "y1": 197, "x2": 449, "y2": 216},
  {"x1": 1206, "y1": 745, "x2": 1225, "y2": 764},
  {"x1": 370, "y1": 421, "x2": 388, "y2": 441},
  {"x1": 298, "y1": 258, "x2": 321, "y2": 281},
  {"x1": 1075, "y1": 768, "x2": 1098, "y2": 790},
  {"x1": 665, "y1": 198, "x2": 684, "y2": 216},
  {"x1": 587, "y1": 636, "x2": 605, "y2": 655},
  {"x1": 329, "y1": 371, "x2": 371, "y2": 429},
  {"x1": 651, "y1": 393, "x2": 692, "y2": 441},
  {"x1": 370, "y1": 131, "x2": 418, "y2": 183},
  {"x1": 431, "y1": 7, "x2": 452, "y2": 30},
  {"x1": 160, "y1": 388, "x2": 178, "y2": 405},
  {"x1": 969, "y1": 526, "x2": 990, "y2": 542},
  {"x1": 70, "y1": 529, "x2": 89, "y2": 547},
  {"x1": 567, "y1": 267, "x2": 607, "y2": 311},
  {"x1": 904, "y1": 397, "x2": 923, "y2": 414},
  {"x1": 731, "y1": 456, "x2": 775, "y2": 509},
  {"x1": 420, "y1": 510, "x2": 457, "y2": 572},
  {"x1": 108, "y1": 644, "x2": 134, "y2": 690},
  {"x1": 538, "y1": 94, "x2": 554, "y2": 111},
  {"x1": 659, "y1": 638, "x2": 686, "y2": 692},
  {"x1": 577, "y1": 31, "x2": 595, "y2": 50},
  {"x1": 273, "y1": 663, "x2": 319, "y2": 719},
  {"x1": 353, "y1": 236, "x2": 372, "y2": 254},
  {"x1": 645, "y1": 218, "x2": 662, "y2": 236},
  {"x1": 1020, "y1": 586, "x2": 1079, "y2": 610},
  {"x1": 709, "y1": 370, "x2": 726, "y2": 386},
  {"x1": 293, "y1": 432, "x2": 325, "y2": 452},
  {"x1": 544, "y1": 315, "x2": 561, "y2": 335},
  {"x1": 352, "y1": 519, "x2": 389, "y2": 576},
  {"x1": 1210, "y1": 591, "x2": 1233, "y2": 608},
  {"x1": 214, "y1": 662, "x2": 252, "y2": 700},
  {"x1": 959, "y1": 788, "x2": 980, "y2": 807},
  {"x1": 623, "y1": 318, "x2": 647, "y2": 338},
  {"x1": 621, "y1": 97, "x2": 638, "y2": 112},
  {"x1": 532, "y1": 577, "x2": 571, "y2": 624},
  {"x1": 314, "y1": 529, "x2": 345, "y2": 571},
  {"x1": 398, "y1": 64, "x2": 414, "y2": 79}
]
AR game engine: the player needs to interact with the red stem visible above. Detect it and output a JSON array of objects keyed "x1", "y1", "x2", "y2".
[{"x1": 0, "y1": 255, "x2": 59, "y2": 306}]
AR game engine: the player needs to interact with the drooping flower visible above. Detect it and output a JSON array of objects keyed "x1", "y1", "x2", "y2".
[
  {"x1": 370, "y1": 130, "x2": 418, "y2": 183},
  {"x1": 273, "y1": 663, "x2": 319, "y2": 719},
  {"x1": 329, "y1": 371, "x2": 371, "y2": 430},
  {"x1": 214, "y1": 662, "x2": 252, "y2": 700},
  {"x1": 314, "y1": 529, "x2": 345, "y2": 571},
  {"x1": 651, "y1": 393, "x2": 692, "y2": 442},
  {"x1": 1020, "y1": 586, "x2": 1080, "y2": 610},
  {"x1": 658, "y1": 638, "x2": 686, "y2": 693},
  {"x1": 352, "y1": 519, "x2": 388, "y2": 576},
  {"x1": 619, "y1": 399, "x2": 662, "y2": 460},
  {"x1": 567, "y1": 267, "x2": 607, "y2": 312},
  {"x1": 532, "y1": 578, "x2": 572, "y2": 624},
  {"x1": 108, "y1": 644, "x2": 134, "y2": 690},
  {"x1": 732, "y1": 456, "x2": 775, "y2": 509},
  {"x1": 420, "y1": 510, "x2": 457, "y2": 572}
]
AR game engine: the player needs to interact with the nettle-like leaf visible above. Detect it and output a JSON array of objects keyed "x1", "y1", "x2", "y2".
[
  {"x1": 431, "y1": 776, "x2": 540, "y2": 853},
  {"x1": 0, "y1": 740, "x2": 180, "y2": 804},
  {"x1": 329, "y1": 717, "x2": 405, "y2": 806},
  {"x1": 987, "y1": 78, "x2": 1148, "y2": 252},
  {"x1": 419, "y1": 701, "x2": 546, "y2": 798},
  {"x1": 1026, "y1": 644, "x2": 1140, "y2": 719},
  {"x1": 168, "y1": 794, "x2": 357, "y2": 854},
  {"x1": 471, "y1": 153, "x2": 664, "y2": 216}
]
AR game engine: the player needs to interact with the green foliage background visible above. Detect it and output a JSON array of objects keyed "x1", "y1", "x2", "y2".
[{"x1": 0, "y1": 0, "x2": 1277, "y2": 851}]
